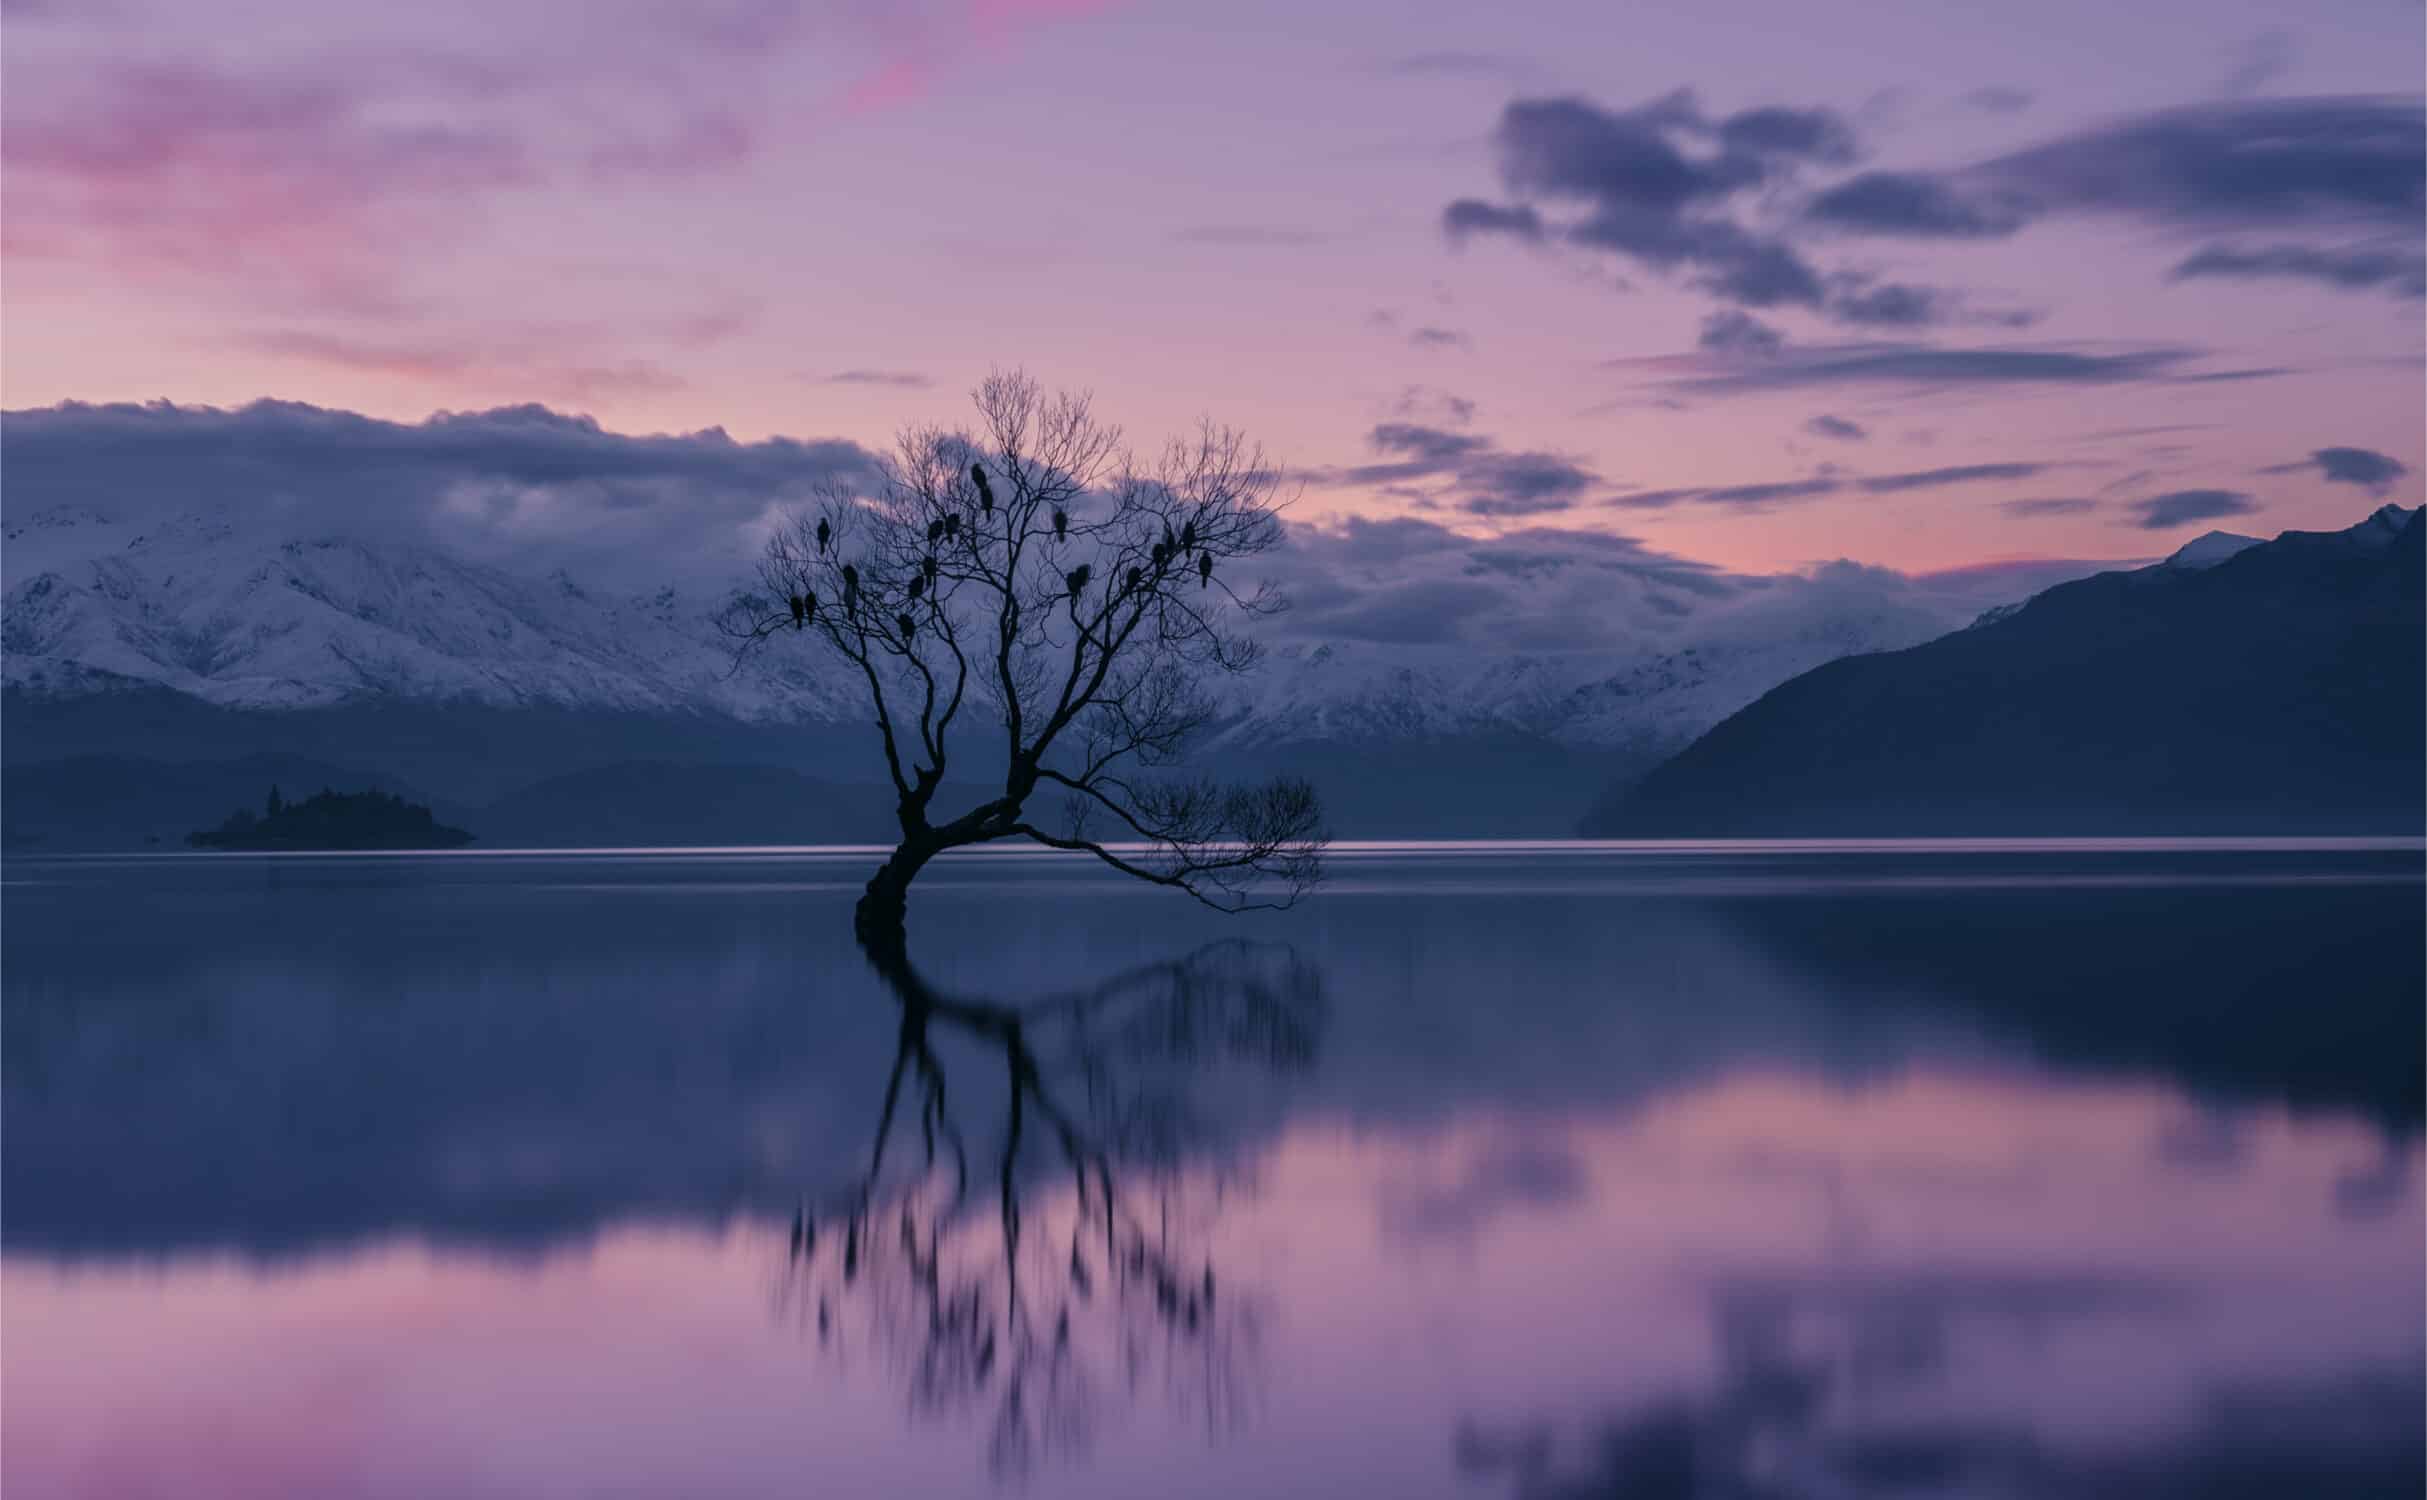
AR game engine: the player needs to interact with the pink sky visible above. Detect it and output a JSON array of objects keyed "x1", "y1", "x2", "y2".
[{"x1": 3, "y1": 0, "x2": 2420, "y2": 574}]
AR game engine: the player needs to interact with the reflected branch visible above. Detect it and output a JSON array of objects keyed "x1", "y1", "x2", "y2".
[{"x1": 776, "y1": 939, "x2": 1326, "y2": 1480}]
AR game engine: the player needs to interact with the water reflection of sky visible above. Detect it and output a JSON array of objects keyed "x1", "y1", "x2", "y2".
[{"x1": 5, "y1": 845, "x2": 2420, "y2": 1498}]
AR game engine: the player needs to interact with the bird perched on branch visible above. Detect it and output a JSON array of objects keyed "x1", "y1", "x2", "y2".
[
  {"x1": 1198, "y1": 552, "x2": 1212, "y2": 588},
  {"x1": 842, "y1": 565, "x2": 860, "y2": 609},
  {"x1": 971, "y1": 464, "x2": 994, "y2": 513},
  {"x1": 788, "y1": 593, "x2": 805, "y2": 627},
  {"x1": 1066, "y1": 564, "x2": 1091, "y2": 599},
  {"x1": 896, "y1": 611, "x2": 915, "y2": 641},
  {"x1": 815, "y1": 518, "x2": 831, "y2": 554},
  {"x1": 1052, "y1": 508, "x2": 1068, "y2": 541}
]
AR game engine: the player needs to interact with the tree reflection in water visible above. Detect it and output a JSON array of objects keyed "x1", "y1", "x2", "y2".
[{"x1": 775, "y1": 939, "x2": 1325, "y2": 1479}]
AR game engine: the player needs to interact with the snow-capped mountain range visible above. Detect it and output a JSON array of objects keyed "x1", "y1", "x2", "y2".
[{"x1": 2, "y1": 503, "x2": 2101, "y2": 761}]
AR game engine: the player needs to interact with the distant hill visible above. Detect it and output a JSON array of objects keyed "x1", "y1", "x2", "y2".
[
  {"x1": 1583, "y1": 506, "x2": 2426, "y2": 837},
  {"x1": 2, "y1": 752, "x2": 427, "y2": 850},
  {"x1": 190, "y1": 787, "x2": 473, "y2": 850}
]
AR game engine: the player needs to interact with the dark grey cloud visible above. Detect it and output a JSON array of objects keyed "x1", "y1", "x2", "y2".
[
  {"x1": 0, "y1": 398, "x2": 880, "y2": 589},
  {"x1": 1441, "y1": 92, "x2": 1857, "y2": 313},
  {"x1": 1698, "y1": 309, "x2": 1784, "y2": 355},
  {"x1": 1822, "y1": 276, "x2": 1992, "y2": 328},
  {"x1": 1630, "y1": 340, "x2": 2214, "y2": 397},
  {"x1": 1804, "y1": 414, "x2": 1867, "y2": 441},
  {"x1": 1807, "y1": 171, "x2": 2031, "y2": 237},
  {"x1": 1443, "y1": 198, "x2": 1544, "y2": 243},
  {"x1": 1716, "y1": 106, "x2": 1858, "y2": 165},
  {"x1": 2125, "y1": 488, "x2": 2260, "y2": 529},
  {"x1": 2169, "y1": 241, "x2": 2426, "y2": 298},
  {"x1": 1326, "y1": 421, "x2": 1606, "y2": 517},
  {"x1": 1815, "y1": 97, "x2": 2424, "y2": 249},
  {"x1": 2262, "y1": 446, "x2": 2410, "y2": 493},
  {"x1": 1409, "y1": 325, "x2": 1473, "y2": 350},
  {"x1": 817, "y1": 369, "x2": 933, "y2": 388},
  {"x1": 1999, "y1": 497, "x2": 2099, "y2": 517},
  {"x1": 1983, "y1": 97, "x2": 2424, "y2": 229}
]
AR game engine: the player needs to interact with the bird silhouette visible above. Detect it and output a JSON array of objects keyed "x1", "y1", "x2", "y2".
[
  {"x1": 897, "y1": 611, "x2": 915, "y2": 641},
  {"x1": 1052, "y1": 508, "x2": 1068, "y2": 541},
  {"x1": 943, "y1": 513, "x2": 961, "y2": 539},
  {"x1": 788, "y1": 593, "x2": 805, "y2": 627},
  {"x1": 1181, "y1": 519, "x2": 1196, "y2": 549},
  {"x1": 816, "y1": 517, "x2": 831, "y2": 554},
  {"x1": 1126, "y1": 565, "x2": 1143, "y2": 594},
  {"x1": 927, "y1": 518, "x2": 944, "y2": 544},
  {"x1": 907, "y1": 573, "x2": 925, "y2": 601},
  {"x1": 971, "y1": 464, "x2": 994, "y2": 513},
  {"x1": 842, "y1": 565, "x2": 860, "y2": 608},
  {"x1": 1066, "y1": 564, "x2": 1092, "y2": 598},
  {"x1": 1198, "y1": 552, "x2": 1213, "y2": 588}
]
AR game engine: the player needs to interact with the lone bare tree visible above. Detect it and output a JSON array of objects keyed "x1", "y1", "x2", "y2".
[{"x1": 728, "y1": 373, "x2": 1326, "y2": 956}]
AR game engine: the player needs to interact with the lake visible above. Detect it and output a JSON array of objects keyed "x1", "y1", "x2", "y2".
[{"x1": 5, "y1": 841, "x2": 2421, "y2": 1499}]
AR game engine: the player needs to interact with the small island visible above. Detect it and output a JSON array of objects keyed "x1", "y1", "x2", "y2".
[{"x1": 188, "y1": 786, "x2": 475, "y2": 851}]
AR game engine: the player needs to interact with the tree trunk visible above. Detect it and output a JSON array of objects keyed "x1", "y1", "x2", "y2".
[{"x1": 853, "y1": 837, "x2": 941, "y2": 962}]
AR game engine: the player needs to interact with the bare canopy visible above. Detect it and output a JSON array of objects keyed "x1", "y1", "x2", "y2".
[{"x1": 727, "y1": 373, "x2": 1326, "y2": 950}]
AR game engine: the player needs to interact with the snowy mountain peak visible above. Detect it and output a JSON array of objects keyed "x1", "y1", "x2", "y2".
[
  {"x1": 2354, "y1": 503, "x2": 2421, "y2": 547},
  {"x1": 5, "y1": 509, "x2": 2106, "y2": 760},
  {"x1": 2162, "y1": 530, "x2": 2263, "y2": 571}
]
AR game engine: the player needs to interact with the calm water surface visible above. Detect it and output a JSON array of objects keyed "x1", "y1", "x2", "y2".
[{"x1": 5, "y1": 842, "x2": 2422, "y2": 1498}]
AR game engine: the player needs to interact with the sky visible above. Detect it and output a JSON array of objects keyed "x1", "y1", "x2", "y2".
[{"x1": 4, "y1": 0, "x2": 2422, "y2": 579}]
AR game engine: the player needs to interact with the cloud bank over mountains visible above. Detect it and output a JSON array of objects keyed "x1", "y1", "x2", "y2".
[
  {"x1": 2, "y1": 399, "x2": 880, "y2": 593},
  {"x1": 3, "y1": 397, "x2": 2122, "y2": 680}
]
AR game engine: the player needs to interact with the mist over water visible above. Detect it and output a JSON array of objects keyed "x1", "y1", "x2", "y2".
[{"x1": 5, "y1": 843, "x2": 2420, "y2": 1498}]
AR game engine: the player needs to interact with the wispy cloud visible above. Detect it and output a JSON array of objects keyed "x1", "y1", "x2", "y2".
[
  {"x1": 1619, "y1": 340, "x2": 2221, "y2": 398},
  {"x1": 2169, "y1": 241, "x2": 2426, "y2": 298},
  {"x1": 813, "y1": 369, "x2": 937, "y2": 389},
  {"x1": 1316, "y1": 421, "x2": 1613, "y2": 517}
]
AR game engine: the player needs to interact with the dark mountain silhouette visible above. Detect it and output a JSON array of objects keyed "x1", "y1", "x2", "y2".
[
  {"x1": 1584, "y1": 505, "x2": 2425, "y2": 836},
  {"x1": 189, "y1": 786, "x2": 473, "y2": 850}
]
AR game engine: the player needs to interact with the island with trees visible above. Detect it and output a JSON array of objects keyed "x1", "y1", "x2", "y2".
[{"x1": 188, "y1": 786, "x2": 475, "y2": 851}]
